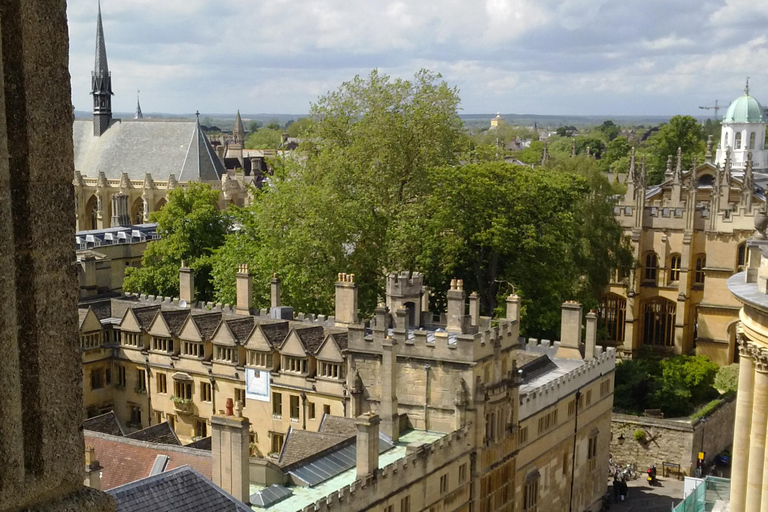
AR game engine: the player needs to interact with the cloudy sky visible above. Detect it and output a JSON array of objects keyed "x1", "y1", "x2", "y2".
[{"x1": 67, "y1": 0, "x2": 768, "y2": 117}]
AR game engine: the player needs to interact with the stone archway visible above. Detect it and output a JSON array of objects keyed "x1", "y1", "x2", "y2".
[
  {"x1": 83, "y1": 195, "x2": 98, "y2": 231},
  {"x1": 130, "y1": 197, "x2": 143, "y2": 225}
]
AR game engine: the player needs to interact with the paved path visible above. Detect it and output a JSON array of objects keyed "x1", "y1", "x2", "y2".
[{"x1": 606, "y1": 475, "x2": 685, "y2": 512}]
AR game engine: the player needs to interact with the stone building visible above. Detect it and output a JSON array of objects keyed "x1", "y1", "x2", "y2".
[
  {"x1": 73, "y1": 3, "x2": 250, "y2": 232},
  {"x1": 77, "y1": 266, "x2": 615, "y2": 511},
  {"x1": 608, "y1": 97, "x2": 768, "y2": 364}
]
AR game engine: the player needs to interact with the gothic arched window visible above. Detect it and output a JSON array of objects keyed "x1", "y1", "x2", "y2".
[
  {"x1": 669, "y1": 254, "x2": 681, "y2": 283},
  {"x1": 750, "y1": 132, "x2": 757, "y2": 150},
  {"x1": 643, "y1": 252, "x2": 659, "y2": 284},
  {"x1": 737, "y1": 242, "x2": 747, "y2": 271},
  {"x1": 735, "y1": 132, "x2": 742, "y2": 149},
  {"x1": 600, "y1": 294, "x2": 626, "y2": 343},
  {"x1": 642, "y1": 298, "x2": 676, "y2": 347},
  {"x1": 695, "y1": 254, "x2": 706, "y2": 284}
]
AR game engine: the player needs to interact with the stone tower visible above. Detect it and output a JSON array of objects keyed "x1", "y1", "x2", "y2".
[
  {"x1": 233, "y1": 110, "x2": 245, "y2": 144},
  {"x1": 91, "y1": 0, "x2": 113, "y2": 136}
]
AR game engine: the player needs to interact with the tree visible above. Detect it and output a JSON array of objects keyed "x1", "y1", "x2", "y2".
[
  {"x1": 245, "y1": 128, "x2": 282, "y2": 149},
  {"x1": 213, "y1": 69, "x2": 466, "y2": 315},
  {"x1": 574, "y1": 135, "x2": 606, "y2": 159},
  {"x1": 266, "y1": 119, "x2": 281, "y2": 130},
  {"x1": 600, "y1": 137, "x2": 632, "y2": 172},
  {"x1": 248, "y1": 120, "x2": 261, "y2": 133},
  {"x1": 556, "y1": 126, "x2": 577, "y2": 137},
  {"x1": 597, "y1": 120, "x2": 621, "y2": 141},
  {"x1": 286, "y1": 117, "x2": 311, "y2": 138},
  {"x1": 516, "y1": 140, "x2": 544, "y2": 165},
  {"x1": 123, "y1": 183, "x2": 230, "y2": 301},
  {"x1": 646, "y1": 115, "x2": 705, "y2": 184}
]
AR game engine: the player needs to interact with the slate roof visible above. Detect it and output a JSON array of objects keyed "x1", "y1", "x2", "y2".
[
  {"x1": 185, "y1": 437, "x2": 211, "y2": 451},
  {"x1": 73, "y1": 118, "x2": 223, "y2": 181},
  {"x1": 259, "y1": 321, "x2": 290, "y2": 347},
  {"x1": 318, "y1": 415, "x2": 357, "y2": 437},
  {"x1": 277, "y1": 428, "x2": 353, "y2": 469},
  {"x1": 84, "y1": 431, "x2": 213, "y2": 490},
  {"x1": 225, "y1": 316, "x2": 256, "y2": 344},
  {"x1": 133, "y1": 305, "x2": 162, "y2": 330},
  {"x1": 330, "y1": 332, "x2": 348, "y2": 350},
  {"x1": 190, "y1": 312, "x2": 222, "y2": 340},
  {"x1": 159, "y1": 310, "x2": 191, "y2": 336},
  {"x1": 107, "y1": 465, "x2": 252, "y2": 512},
  {"x1": 292, "y1": 325, "x2": 325, "y2": 354},
  {"x1": 125, "y1": 422, "x2": 181, "y2": 446},
  {"x1": 84, "y1": 411, "x2": 126, "y2": 437}
]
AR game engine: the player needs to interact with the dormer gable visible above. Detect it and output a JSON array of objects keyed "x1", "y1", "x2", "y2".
[
  {"x1": 280, "y1": 330, "x2": 309, "y2": 358},
  {"x1": 79, "y1": 307, "x2": 102, "y2": 334},
  {"x1": 119, "y1": 307, "x2": 145, "y2": 333},
  {"x1": 210, "y1": 320, "x2": 239, "y2": 347},
  {"x1": 147, "y1": 312, "x2": 172, "y2": 338},
  {"x1": 244, "y1": 325, "x2": 274, "y2": 352},
  {"x1": 315, "y1": 334, "x2": 344, "y2": 363},
  {"x1": 178, "y1": 315, "x2": 203, "y2": 342}
]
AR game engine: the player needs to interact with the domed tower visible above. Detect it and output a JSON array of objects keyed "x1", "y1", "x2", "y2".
[{"x1": 717, "y1": 80, "x2": 768, "y2": 172}]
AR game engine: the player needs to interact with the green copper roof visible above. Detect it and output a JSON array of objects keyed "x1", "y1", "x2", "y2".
[{"x1": 724, "y1": 94, "x2": 765, "y2": 123}]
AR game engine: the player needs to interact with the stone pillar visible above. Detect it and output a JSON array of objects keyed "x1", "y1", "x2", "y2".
[
  {"x1": 270, "y1": 273, "x2": 281, "y2": 309},
  {"x1": 84, "y1": 447, "x2": 102, "y2": 490},
  {"x1": 335, "y1": 273, "x2": 358, "y2": 326},
  {"x1": 730, "y1": 338, "x2": 755, "y2": 512},
  {"x1": 506, "y1": 294, "x2": 521, "y2": 322},
  {"x1": 556, "y1": 301, "x2": 582, "y2": 359},
  {"x1": 79, "y1": 255, "x2": 98, "y2": 298},
  {"x1": 110, "y1": 193, "x2": 130, "y2": 227},
  {"x1": 211, "y1": 399, "x2": 250, "y2": 505},
  {"x1": 745, "y1": 351, "x2": 768, "y2": 510},
  {"x1": 179, "y1": 264, "x2": 194, "y2": 304},
  {"x1": 469, "y1": 292, "x2": 480, "y2": 327},
  {"x1": 236, "y1": 264, "x2": 252, "y2": 315},
  {"x1": 380, "y1": 334, "x2": 399, "y2": 442},
  {"x1": 393, "y1": 307, "x2": 408, "y2": 344},
  {"x1": 0, "y1": 0, "x2": 114, "y2": 508},
  {"x1": 355, "y1": 413, "x2": 380, "y2": 479},
  {"x1": 446, "y1": 278, "x2": 467, "y2": 333},
  {"x1": 584, "y1": 310, "x2": 597, "y2": 360}
]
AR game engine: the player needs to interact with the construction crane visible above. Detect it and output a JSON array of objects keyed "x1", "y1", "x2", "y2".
[{"x1": 699, "y1": 100, "x2": 721, "y2": 121}]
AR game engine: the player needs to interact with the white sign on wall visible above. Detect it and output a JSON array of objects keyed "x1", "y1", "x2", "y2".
[{"x1": 245, "y1": 367, "x2": 270, "y2": 402}]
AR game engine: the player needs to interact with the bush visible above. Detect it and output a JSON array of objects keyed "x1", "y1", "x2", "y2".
[
  {"x1": 633, "y1": 429, "x2": 646, "y2": 442},
  {"x1": 714, "y1": 364, "x2": 739, "y2": 393}
]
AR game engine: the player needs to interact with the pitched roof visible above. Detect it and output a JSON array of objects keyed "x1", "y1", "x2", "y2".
[
  {"x1": 84, "y1": 431, "x2": 213, "y2": 491},
  {"x1": 107, "y1": 465, "x2": 252, "y2": 512},
  {"x1": 277, "y1": 428, "x2": 353, "y2": 468},
  {"x1": 125, "y1": 422, "x2": 181, "y2": 446},
  {"x1": 133, "y1": 305, "x2": 162, "y2": 330},
  {"x1": 318, "y1": 415, "x2": 357, "y2": 437},
  {"x1": 190, "y1": 312, "x2": 223, "y2": 340},
  {"x1": 179, "y1": 116, "x2": 225, "y2": 182},
  {"x1": 330, "y1": 332, "x2": 348, "y2": 350},
  {"x1": 233, "y1": 110, "x2": 244, "y2": 137},
  {"x1": 224, "y1": 316, "x2": 256, "y2": 344},
  {"x1": 84, "y1": 411, "x2": 126, "y2": 437},
  {"x1": 259, "y1": 321, "x2": 290, "y2": 347},
  {"x1": 292, "y1": 325, "x2": 325, "y2": 354},
  {"x1": 160, "y1": 310, "x2": 191, "y2": 336},
  {"x1": 185, "y1": 437, "x2": 211, "y2": 451},
  {"x1": 94, "y1": 0, "x2": 109, "y2": 80},
  {"x1": 78, "y1": 308, "x2": 90, "y2": 328}
]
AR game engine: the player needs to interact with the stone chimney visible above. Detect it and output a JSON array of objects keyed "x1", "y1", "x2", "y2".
[
  {"x1": 372, "y1": 304, "x2": 389, "y2": 342},
  {"x1": 83, "y1": 446, "x2": 102, "y2": 490},
  {"x1": 215, "y1": 144, "x2": 225, "y2": 162},
  {"x1": 555, "y1": 301, "x2": 583, "y2": 359},
  {"x1": 355, "y1": 413, "x2": 380, "y2": 479},
  {"x1": 469, "y1": 292, "x2": 480, "y2": 327},
  {"x1": 110, "y1": 193, "x2": 130, "y2": 226},
  {"x1": 79, "y1": 256, "x2": 98, "y2": 298},
  {"x1": 380, "y1": 332, "x2": 400, "y2": 442},
  {"x1": 446, "y1": 279, "x2": 469, "y2": 333},
  {"x1": 584, "y1": 310, "x2": 597, "y2": 360},
  {"x1": 335, "y1": 273, "x2": 358, "y2": 326},
  {"x1": 506, "y1": 294, "x2": 521, "y2": 322},
  {"x1": 270, "y1": 273, "x2": 281, "y2": 309},
  {"x1": 211, "y1": 398, "x2": 250, "y2": 505},
  {"x1": 393, "y1": 306, "x2": 408, "y2": 344},
  {"x1": 236, "y1": 264, "x2": 252, "y2": 315},
  {"x1": 179, "y1": 262, "x2": 194, "y2": 304}
]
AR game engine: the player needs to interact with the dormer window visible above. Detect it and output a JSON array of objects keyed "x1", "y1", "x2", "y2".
[
  {"x1": 319, "y1": 362, "x2": 342, "y2": 379},
  {"x1": 80, "y1": 332, "x2": 102, "y2": 350},
  {"x1": 182, "y1": 341, "x2": 204, "y2": 359},
  {"x1": 121, "y1": 331, "x2": 142, "y2": 347},
  {"x1": 249, "y1": 351, "x2": 273, "y2": 369},
  {"x1": 697, "y1": 174, "x2": 714, "y2": 188},
  {"x1": 283, "y1": 356, "x2": 307, "y2": 374},
  {"x1": 151, "y1": 336, "x2": 174, "y2": 353},
  {"x1": 215, "y1": 346, "x2": 238, "y2": 364}
]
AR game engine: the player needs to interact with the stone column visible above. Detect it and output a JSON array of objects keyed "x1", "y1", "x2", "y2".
[
  {"x1": 355, "y1": 413, "x2": 380, "y2": 479},
  {"x1": 730, "y1": 337, "x2": 754, "y2": 512},
  {"x1": 745, "y1": 350, "x2": 768, "y2": 510}
]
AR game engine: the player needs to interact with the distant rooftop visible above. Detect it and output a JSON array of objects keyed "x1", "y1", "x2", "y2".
[{"x1": 76, "y1": 223, "x2": 158, "y2": 250}]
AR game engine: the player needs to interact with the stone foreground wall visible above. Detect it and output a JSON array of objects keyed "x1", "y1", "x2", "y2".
[{"x1": 609, "y1": 396, "x2": 736, "y2": 477}]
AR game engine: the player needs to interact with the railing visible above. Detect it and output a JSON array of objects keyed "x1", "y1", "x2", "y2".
[{"x1": 672, "y1": 476, "x2": 730, "y2": 512}]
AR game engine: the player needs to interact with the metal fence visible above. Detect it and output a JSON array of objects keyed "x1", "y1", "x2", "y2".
[{"x1": 672, "y1": 477, "x2": 730, "y2": 512}]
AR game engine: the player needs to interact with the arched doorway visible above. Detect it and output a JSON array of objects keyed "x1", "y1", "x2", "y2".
[
  {"x1": 599, "y1": 293, "x2": 626, "y2": 344},
  {"x1": 403, "y1": 301, "x2": 416, "y2": 328},
  {"x1": 155, "y1": 197, "x2": 167, "y2": 212},
  {"x1": 642, "y1": 297, "x2": 676, "y2": 347},
  {"x1": 130, "y1": 197, "x2": 144, "y2": 225},
  {"x1": 83, "y1": 195, "x2": 98, "y2": 231}
]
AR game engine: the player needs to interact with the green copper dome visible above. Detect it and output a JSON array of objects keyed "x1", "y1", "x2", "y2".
[{"x1": 724, "y1": 93, "x2": 765, "y2": 123}]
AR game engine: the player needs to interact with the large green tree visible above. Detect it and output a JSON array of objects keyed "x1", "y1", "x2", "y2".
[
  {"x1": 245, "y1": 128, "x2": 282, "y2": 149},
  {"x1": 124, "y1": 183, "x2": 230, "y2": 301},
  {"x1": 646, "y1": 115, "x2": 705, "y2": 184}
]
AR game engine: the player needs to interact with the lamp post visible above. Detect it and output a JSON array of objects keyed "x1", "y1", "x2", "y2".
[{"x1": 618, "y1": 433, "x2": 625, "y2": 446}]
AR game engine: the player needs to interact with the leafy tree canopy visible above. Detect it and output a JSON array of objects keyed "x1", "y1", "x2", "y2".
[
  {"x1": 286, "y1": 117, "x2": 311, "y2": 138},
  {"x1": 646, "y1": 115, "x2": 705, "y2": 184},
  {"x1": 245, "y1": 128, "x2": 283, "y2": 149},
  {"x1": 596, "y1": 120, "x2": 621, "y2": 141},
  {"x1": 123, "y1": 183, "x2": 231, "y2": 301},
  {"x1": 600, "y1": 136, "x2": 632, "y2": 173}
]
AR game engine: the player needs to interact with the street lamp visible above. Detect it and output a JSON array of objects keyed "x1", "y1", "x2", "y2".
[{"x1": 618, "y1": 433, "x2": 625, "y2": 446}]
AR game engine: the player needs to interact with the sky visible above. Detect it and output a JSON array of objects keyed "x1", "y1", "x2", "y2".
[{"x1": 67, "y1": 0, "x2": 768, "y2": 117}]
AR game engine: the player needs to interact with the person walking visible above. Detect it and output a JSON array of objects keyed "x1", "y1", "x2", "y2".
[
  {"x1": 613, "y1": 473, "x2": 621, "y2": 502},
  {"x1": 619, "y1": 476, "x2": 628, "y2": 502}
]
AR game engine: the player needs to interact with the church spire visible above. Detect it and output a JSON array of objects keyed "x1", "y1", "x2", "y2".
[
  {"x1": 135, "y1": 90, "x2": 143, "y2": 119},
  {"x1": 91, "y1": 0, "x2": 113, "y2": 136},
  {"x1": 233, "y1": 110, "x2": 245, "y2": 144}
]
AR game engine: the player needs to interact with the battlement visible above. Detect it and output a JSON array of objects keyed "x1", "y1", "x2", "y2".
[
  {"x1": 518, "y1": 346, "x2": 616, "y2": 420},
  {"x1": 298, "y1": 425, "x2": 473, "y2": 512},
  {"x1": 386, "y1": 271, "x2": 424, "y2": 298}
]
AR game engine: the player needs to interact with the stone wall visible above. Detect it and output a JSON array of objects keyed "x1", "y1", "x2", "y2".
[{"x1": 610, "y1": 395, "x2": 736, "y2": 477}]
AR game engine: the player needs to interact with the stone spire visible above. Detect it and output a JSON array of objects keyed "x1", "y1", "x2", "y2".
[
  {"x1": 91, "y1": 0, "x2": 113, "y2": 136},
  {"x1": 705, "y1": 135, "x2": 714, "y2": 163},
  {"x1": 673, "y1": 147, "x2": 683, "y2": 184},
  {"x1": 743, "y1": 151, "x2": 754, "y2": 210},
  {"x1": 233, "y1": 110, "x2": 245, "y2": 144},
  {"x1": 135, "y1": 90, "x2": 143, "y2": 119},
  {"x1": 723, "y1": 147, "x2": 732, "y2": 189},
  {"x1": 664, "y1": 154, "x2": 674, "y2": 179}
]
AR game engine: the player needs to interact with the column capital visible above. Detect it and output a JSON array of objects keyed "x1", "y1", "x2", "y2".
[
  {"x1": 738, "y1": 327, "x2": 756, "y2": 359},
  {"x1": 755, "y1": 348, "x2": 768, "y2": 373}
]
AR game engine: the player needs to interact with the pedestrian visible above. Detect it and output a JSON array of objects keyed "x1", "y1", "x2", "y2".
[
  {"x1": 619, "y1": 477, "x2": 628, "y2": 502},
  {"x1": 613, "y1": 473, "x2": 621, "y2": 502}
]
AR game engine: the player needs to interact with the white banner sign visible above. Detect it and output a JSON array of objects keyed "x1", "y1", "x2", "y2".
[{"x1": 245, "y1": 367, "x2": 270, "y2": 402}]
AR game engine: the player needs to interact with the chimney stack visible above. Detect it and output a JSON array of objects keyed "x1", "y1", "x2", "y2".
[
  {"x1": 355, "y1": 413, "x2": 380, "y2": 479},
  {"x1": 211, "y1": 400, "x2": 251, "y2": 505},
  {"x1": 215, "y1": 144, "x2": 225, "y2": 162},
  {"x1": 380, "y1": 332, "x2": 400, "y2": 442},
  {"x1": 236, "y1": 264, "x2": 252, "y2": 315},
  {"x1": 506, "y1": 294, "x2": 521, "y2": 322},
  {"x1": 270, "y1": 273, "x2": 281, "y2": 309},
  {"x1": 585, "y1": 310, "x2": 597, "y2": 360},
  {"x1": 83, "y1": 446, "x2": 102, "y2": 490},
  {"x1": 335, "y1": 273, "x2": 358, "y2": 326},
  {"x1": 179, "y1": 262, "x2": 194, "y2": 304},
  {"x1": 372, "y1": 304, "x2": 389, "y2": 342},
  {"x1": 469, "y1": 291, "x2": 480, "y2": 327},
  {"x1": 393, "y1": 306, "x2": 408, "y2": 344},
  {"x1": 555, "y1": 301, "x2": 583, "y2": 359},
  {"x1": 446, "y1": 279, "x2": 468, "y2": 333}
]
